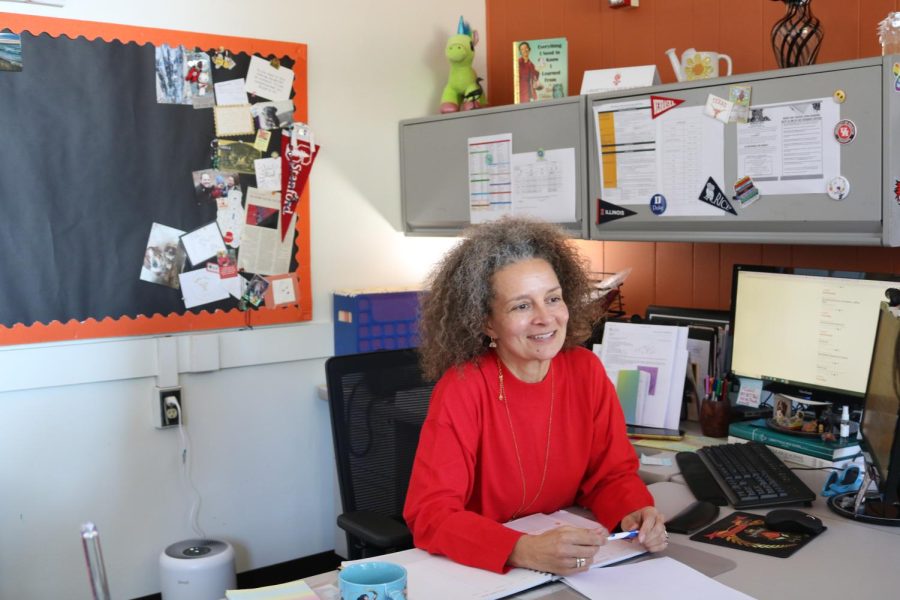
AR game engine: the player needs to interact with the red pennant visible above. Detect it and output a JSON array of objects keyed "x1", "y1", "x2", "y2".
[
  {"x1": 279, "y1": 136, "x2": 320, "y2": 240},
  {"x1": 650, "y1": 95, "x2": 685, "y2": 119}
]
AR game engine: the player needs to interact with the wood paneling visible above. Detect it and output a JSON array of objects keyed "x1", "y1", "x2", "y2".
[{"x1": 485, "y1": 0, "x2": 900, "y2": 317}]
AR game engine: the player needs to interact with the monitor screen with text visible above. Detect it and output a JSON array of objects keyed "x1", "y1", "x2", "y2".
[{"x1": 730, "y1": 267, "x2": 897, "y2": 398}]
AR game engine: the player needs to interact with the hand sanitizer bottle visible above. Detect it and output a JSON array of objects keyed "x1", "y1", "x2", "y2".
[{"x1": 840, "y1": 405, "x2": 850, "y2": 440}]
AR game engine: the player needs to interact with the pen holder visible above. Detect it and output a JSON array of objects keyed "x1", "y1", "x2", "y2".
[{"x1": 700, "y1": 397, "x2": 731, "y2": 437}]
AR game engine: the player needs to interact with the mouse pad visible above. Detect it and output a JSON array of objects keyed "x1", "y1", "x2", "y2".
[{"x1": 689, "y1": 512, "x2": 818, "y2": 558}]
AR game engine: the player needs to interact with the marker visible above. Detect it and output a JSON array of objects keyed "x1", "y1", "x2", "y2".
[{"x1": 607, "y1": 530, "x2": 638, "y2": 541}]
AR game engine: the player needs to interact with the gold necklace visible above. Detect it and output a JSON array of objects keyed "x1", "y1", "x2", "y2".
[{"x1": 497, "y1": 358, "x2": 554, "y2": 520}]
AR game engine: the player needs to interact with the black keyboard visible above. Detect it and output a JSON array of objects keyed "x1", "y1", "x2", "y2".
[{"x1": 689, "y1": 442, "x2": 816, "y2": 509}]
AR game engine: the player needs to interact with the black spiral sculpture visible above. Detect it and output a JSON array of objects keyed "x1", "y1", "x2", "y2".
[{"x1": 771, "y1": 0, "x2": 824, "y2": 68}]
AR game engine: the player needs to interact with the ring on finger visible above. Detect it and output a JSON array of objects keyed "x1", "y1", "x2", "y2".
[{"x1": 575, "y1": 557, "x2": 586, "y2": 569}]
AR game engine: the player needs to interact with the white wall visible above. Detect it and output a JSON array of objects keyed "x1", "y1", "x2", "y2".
[{"x1": 0, "y1": 1, "x2": 482, "y2": 598}]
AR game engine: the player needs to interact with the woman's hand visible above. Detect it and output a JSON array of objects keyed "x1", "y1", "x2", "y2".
[
  {"x1": 620, "y1": 506, "x2": 668, "y2": 552},
  {"x1": 507, "y1": 525, "x2": 607, "y2": 575}
]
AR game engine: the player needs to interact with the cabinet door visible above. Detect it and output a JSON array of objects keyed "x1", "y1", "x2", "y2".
[
  {"x1": 587, "y1": 59, "x2": 885, "y2": 246},
  {"x1": 400, "y1": 97, "x2": 587, "y2": 237}
]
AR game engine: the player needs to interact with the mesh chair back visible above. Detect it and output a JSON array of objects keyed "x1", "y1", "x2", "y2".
[{"x1": 325, "y1": 349, "x2": 435, "y2": 553}]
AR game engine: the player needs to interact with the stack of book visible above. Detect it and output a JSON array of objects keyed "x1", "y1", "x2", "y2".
[{"x1": 728, "y1": 418, "x2": 861, "y2": 469}]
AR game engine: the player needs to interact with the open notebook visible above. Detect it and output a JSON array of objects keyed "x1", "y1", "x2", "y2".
[
  {"x1": 505, "y1": 509, "x2": 647, "y2": 567},
  {"x1": 342, "y1": 509, "x2": 646, "y2": 600}
]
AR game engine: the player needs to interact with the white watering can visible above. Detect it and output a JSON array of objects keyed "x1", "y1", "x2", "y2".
[{"x1": 666, "y1": 47, "x2": 733, "y2": 82}]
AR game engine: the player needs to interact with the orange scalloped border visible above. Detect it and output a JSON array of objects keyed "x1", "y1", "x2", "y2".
[{"x1": 0, "y1": 12, "x2": 311, "y2": 346}]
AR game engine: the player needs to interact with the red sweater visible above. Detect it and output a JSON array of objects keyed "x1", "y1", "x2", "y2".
[{"x1": 403, "y1": 347, "x2": 653, "y2": 573}]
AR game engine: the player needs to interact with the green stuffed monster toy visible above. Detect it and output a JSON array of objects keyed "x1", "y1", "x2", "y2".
[{"x1": 441, "y1": 17, "x2": 486, "y2": 113}]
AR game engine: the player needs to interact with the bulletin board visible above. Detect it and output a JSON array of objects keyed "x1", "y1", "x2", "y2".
[{"x1": 0, "y1": 13, "x2": 312, "y2": 346}]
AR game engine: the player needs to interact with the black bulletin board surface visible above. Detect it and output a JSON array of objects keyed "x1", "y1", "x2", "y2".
[{"x1": 0, "y1": 14, "x2": 311, "y2": 345}]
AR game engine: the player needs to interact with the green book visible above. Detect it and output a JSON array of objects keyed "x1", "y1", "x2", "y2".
[
  {"x1": 616, "y1": 369, "x2": 640, "y2": 424},
  {"x1": 728, "y1": 419, "x2": 860, "y2": 461}
]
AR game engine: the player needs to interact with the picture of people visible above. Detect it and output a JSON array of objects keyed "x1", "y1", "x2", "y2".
[
  {"x1": 216, "y1": 140, "x2": 262, "y2": 174},
  {"x1": 0, "y1": 33, "x2": 23, "y2": 72},
  {"x1": 246, "y1": 203, "x2": 279, "y2": 229},
  {"x1": 242, "y1": 274, "x2": 270, "y2": 307},
  {"x1": 140, "y1": 223, "x2": 187, "y2": 289},
  {"x1": 192, "y1": 169, "x2": 241, "y2": 203},
  {"x1": 516, "y1": 41, "x2": 540, "y2": 103},
  {"x1": 250, "y1": 100, "x2": 294, "y2": 130}
]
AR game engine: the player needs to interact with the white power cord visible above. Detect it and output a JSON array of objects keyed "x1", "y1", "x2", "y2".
[{"x1": 166, "y1": 397, "x2": 206, "y2": 538}]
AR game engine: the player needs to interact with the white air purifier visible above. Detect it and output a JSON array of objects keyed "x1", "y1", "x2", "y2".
[{"x1": 159, "y1": 539, "x2": 236, "y2": 600}]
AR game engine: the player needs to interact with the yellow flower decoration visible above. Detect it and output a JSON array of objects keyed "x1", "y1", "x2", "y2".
[{"x1": 685, "y1": 54, "x2": 713, "y2": 80}]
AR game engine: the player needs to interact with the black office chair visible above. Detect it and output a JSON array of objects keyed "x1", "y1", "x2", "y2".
[{"x1": 325, "y1": 349, "x2": 435, "y2": 560}]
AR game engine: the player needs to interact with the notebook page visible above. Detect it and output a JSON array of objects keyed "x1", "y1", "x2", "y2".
[
  {"x1": 507, "y1": 510, "x2": 648, "y2": 568},
  {"x1": 343, "y1": 548, "x2": 553, "y2": 600}
]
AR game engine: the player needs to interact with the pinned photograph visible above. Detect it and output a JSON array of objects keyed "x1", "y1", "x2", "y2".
[
  {"x1": 246, "y1": 202, "x2": 279, "y2": 229},
  {"x1": 243, "y1": 274, "x2": 270, "y2": 308},
  {"x1": 217, "y1": 140, "x2": 262, "y2": 174},
  {"x1": 0, "y1": 33, "x2": 23, "y2": 72},
  {"x1": 250, "y1": 100, "x2": 294, "y2": 130},
  {"x1": 217, "y1": 249, "x2": 238, "y2": 278},
  {"x1": 141, "y1": 223, "x2": 187, "y2": 289},
  {"x1": 192, "y1": 169, "x2": 241, "y2": 203},
  {"x1": 155, "y1": 45, "x2": 191, "y2": 105},
  {"x1": 184, "y1": 51, "x2": 214, "y2": 108}
]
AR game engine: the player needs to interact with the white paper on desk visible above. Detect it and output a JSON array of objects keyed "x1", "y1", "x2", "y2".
[
  {"x1": 179, "y1": 269, "x2": 230, "y2": 308},
  {"x1": 510, "y1": 147, "x2": 576, "y2": 222},
  {"x1": 344, "y1": 548, "x2": 553, "y2": 600},
  {"x1": 180, "y1": 221, "x2": 227, "y2": 266},
  {"x1": 736, "y1": 97, "x2": 839, "y2": 195},
  {"x1": 237, "y1": 187, "x2": 295, "y2": 275},
  {"x1": 563, "y1": 556, "x2": 755, "y2": 600},
  {"x1": 214, "y1": 78, "x2": 247, "y2": 106},
  {"x1": 245, "y1": 55, "x2": 294, "y2": 101},
  {"x1": 601, "y1": 322, "x2": 689, "y2": 429}
]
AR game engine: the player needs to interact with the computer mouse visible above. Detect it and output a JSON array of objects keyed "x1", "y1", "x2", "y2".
[{"x1": 764, "y1": 509, "x2": 826, "y2": 535}]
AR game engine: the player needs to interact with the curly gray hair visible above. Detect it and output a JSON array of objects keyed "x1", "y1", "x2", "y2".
[{"x1": 417, "y1": 217, "x2": 597, "y2": 381}]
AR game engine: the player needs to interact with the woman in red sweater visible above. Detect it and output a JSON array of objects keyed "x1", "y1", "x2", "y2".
[{"x1": 403, "y1": 217, "x2": 668, "y2": 575}]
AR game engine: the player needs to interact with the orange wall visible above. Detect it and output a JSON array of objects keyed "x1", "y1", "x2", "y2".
[{"x1": 485, "y1": 0, "x2": 900, "y2": 316}]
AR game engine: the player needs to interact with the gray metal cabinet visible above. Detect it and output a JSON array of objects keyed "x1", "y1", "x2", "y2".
[
  {"x1": 399, "y1": 97, "x2": 588, "y2": 238},
  {"x1": 587, "y1": 57, "x2": 897, "y2": 246},
  {"x1": 399, "y1": 58, "x2": 900, "y2": 246}
]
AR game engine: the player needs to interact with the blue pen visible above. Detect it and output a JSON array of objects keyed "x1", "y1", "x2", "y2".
[{"x1": 607, "y1": 530, "x2": 639, "y2": 541}]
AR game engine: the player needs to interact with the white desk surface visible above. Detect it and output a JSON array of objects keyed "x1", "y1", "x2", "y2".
[{"x1": 313, "y1": 431, "x2": 900, "y2": 600}]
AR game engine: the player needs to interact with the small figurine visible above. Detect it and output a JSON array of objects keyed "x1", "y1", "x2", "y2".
[
  {"x1": 185, "y1": 61, "x2": 200, "y2": 85},
  {"x1": 440, "y1": 16, "x2": 486, "y2": 113},
  {"x1": 197, "y1": 64, "x2": 210, "y2": 96}
]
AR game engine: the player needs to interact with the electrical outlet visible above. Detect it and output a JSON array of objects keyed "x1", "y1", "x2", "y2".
[{"x1": 153, "y1": 386, "x2": 183, "y2": 429}]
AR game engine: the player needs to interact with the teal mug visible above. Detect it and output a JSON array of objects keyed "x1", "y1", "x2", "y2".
[{"x1": 338, "y1": 561, "x2": 407, "y2": 600}]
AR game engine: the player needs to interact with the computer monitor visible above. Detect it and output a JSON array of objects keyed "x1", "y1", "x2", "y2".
[
  {"x1": 729, "y1": 264, "x2": 899, "y2": 409},
  {"x1": 828, "y1": 303, "x2": 900, "y2": 525}
]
